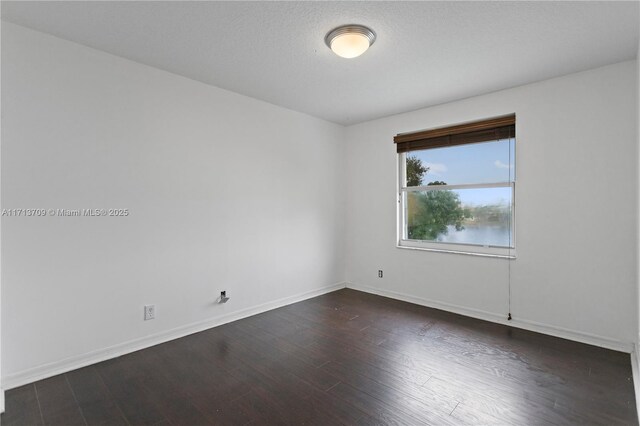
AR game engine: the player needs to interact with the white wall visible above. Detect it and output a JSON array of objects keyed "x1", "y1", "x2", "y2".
[
  {"x1": 637, "y1": 45, "x2": 640, "y2": 349},
  {"x1": 634, "y1": 48, "x2": 640, "y2": 416},
  {"x1": 0, "y1": 17, "x2": 4, "y2": 414},
  {"x1": 1, "y1": 22, "x2": 346, "y2": 388},
  {"x1": 345, "y1": 61, "x2": 638, "y2": 350}
]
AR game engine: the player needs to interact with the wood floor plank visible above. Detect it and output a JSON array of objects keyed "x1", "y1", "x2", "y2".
[
  {"x1": 1, "y1": 384, "x2": 44, "y2": 426},
  {"x1": 35, "y1": 375, "x2": 86, "y2": 426},
  {"x1": 227, "y1": 365, "x2": 342, "y2": 425},
  {"x1": 232, "y1": 389, "x2": 289, "y2": 426},
  {"x1": 321, "y1": 360, "x2": 457, "y2": 425},
  {"x1": 65, "y1": 367, "x2": 128, "y2": 426},
  {"x1": 327, "y1": 382, "x2": 427, "y2": 426},
  {"x1": 94, "y1": 355, "x2": 169, "y2": 426},
  {"x1": 130, "y1": 349, "x2": 220, "y2": 426}
]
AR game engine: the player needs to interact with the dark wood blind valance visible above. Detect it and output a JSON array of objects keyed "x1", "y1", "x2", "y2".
[{"x1": 394, "y1": 114, "x2": 516, "y2": 153}]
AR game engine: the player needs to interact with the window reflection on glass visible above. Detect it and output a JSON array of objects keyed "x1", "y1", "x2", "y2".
[{"x1": 406, "y1": 187, "x2": 513, "y2": 247}]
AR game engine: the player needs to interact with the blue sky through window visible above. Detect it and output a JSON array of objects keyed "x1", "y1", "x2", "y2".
[{"x1": 408, "y1": 138, "x2": 515, "y2": 206}]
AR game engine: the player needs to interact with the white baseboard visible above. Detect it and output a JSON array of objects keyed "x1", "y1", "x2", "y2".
[
  {"x1": 2, "y1": 282, "x2": 347, "y2": 390},
  {"x1": 0, "y1": 388, "x2": 4, "y2": 414},
  {"x1": 347, "y1": 282, "x2": 633, "y2": 353},
  {"x1": 630, "y1": 344, "x2": 640, "y2": 423}
]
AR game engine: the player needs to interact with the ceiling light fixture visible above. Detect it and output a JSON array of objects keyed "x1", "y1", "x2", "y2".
[{"x1": 325, "y1": 25, "x2": 376, "y2": 59}]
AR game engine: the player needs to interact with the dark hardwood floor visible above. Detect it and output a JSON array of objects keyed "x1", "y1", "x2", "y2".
[{"x1": 2, "y1": 289, "x2": 637, "y2": 425}]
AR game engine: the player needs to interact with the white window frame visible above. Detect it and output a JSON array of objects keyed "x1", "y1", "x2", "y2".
[{"x1": 396, "y1": 149, "x2": 516, "y2": 259}]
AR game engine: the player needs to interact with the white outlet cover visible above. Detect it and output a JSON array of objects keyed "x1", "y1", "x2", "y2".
[{"x1": 144, "y1": 305, "x2": 155, "y2": 321}]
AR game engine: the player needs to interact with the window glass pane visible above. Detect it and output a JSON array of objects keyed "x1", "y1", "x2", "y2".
[
  {"x1": 406, "y1": 187, "x2": 512, "y2": 247},
  {"x1": 405, "y1": 139, "x2": 515, "y2": 187}
]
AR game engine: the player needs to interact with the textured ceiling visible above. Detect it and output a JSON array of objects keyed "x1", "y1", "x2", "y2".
[{"x1": 2, "y1": 1, "x2": 639, "y2": 125}]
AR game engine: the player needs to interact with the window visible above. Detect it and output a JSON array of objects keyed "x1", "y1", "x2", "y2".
[{"x1": 395, "y1": 115, "x2": 516, "y2": 257}]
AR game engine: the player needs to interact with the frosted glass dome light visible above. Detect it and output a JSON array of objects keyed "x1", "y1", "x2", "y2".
[{"x1": 325, "y1": 25, "x2": 376, "y2": 59}]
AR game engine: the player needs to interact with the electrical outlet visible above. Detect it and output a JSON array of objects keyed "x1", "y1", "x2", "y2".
[
  {"x1": 378, "y1": 270, "x2": 383, "y2": 278},
  {"x1": 144, "y1": 305, "x2": 155, "y2": 321}
]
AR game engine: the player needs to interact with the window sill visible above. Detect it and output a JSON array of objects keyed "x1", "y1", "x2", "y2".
[{"x1": 397, "y1": 240, "x2": 516, "y2": 259}]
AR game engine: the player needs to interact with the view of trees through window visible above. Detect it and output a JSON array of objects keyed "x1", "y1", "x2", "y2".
[
  {"x1": 402, "y1": 139, "x2": 514, "y2": 248},
  {"x1": 406, "y1": 159, "x2": 467, "y2": 240}
]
